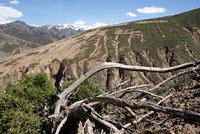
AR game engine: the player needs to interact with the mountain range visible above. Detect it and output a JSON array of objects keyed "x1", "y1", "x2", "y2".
[
  {"x1": 0, "y1": 8, "x2": 200, "y2": 89},
  {"x1": 0, "y1": 21, "x2": 84, "y2": 59}
]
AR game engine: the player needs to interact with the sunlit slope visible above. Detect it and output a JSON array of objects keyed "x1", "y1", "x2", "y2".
[{"x1": 0, "y1": 8, "x2": 199, "y2": 87}]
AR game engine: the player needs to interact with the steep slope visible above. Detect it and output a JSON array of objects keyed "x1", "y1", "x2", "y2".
[
  {"x1": 0, "y1": 8, "x2": 200, "y2": 89},
  {"x1": 0, "y1": 31, "x2": 40, "y2": 58},
  {"x1": 172, "y1": 8, "x2": 200, "y2": 28}
]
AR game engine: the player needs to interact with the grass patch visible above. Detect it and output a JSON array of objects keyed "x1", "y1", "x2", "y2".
[
  {"x1": 118, "y1": 34, "x2": 131, "y2": 53},
  {"x1": 95, "y1": 36, "x2": 107, "y2": 58},
  {"x1": 77, "y1": 35, "x2": 99, "y2": 60},
  {"x1": 130, "y1": 21, "x2": 194, "y2": 56},
  {"x1": 105, "y1": 28, "x2": 116, "y2": 38},
  {"x1": 84, "y1": 44, "x2": 96, "y2": 58},
  {"x1": 107, "y1": 39, "x2": 116, "y2": 60},
  {"x1": 172, "y1": 8, "x2": 200, "y2": 28},
  {"x1": 174, "y1": 48, "x2": 194, "y2": 63}
]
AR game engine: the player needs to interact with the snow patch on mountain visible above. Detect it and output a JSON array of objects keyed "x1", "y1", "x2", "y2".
[{"x1": 45, "y1": 20, "x2": 107, "y2": 31}]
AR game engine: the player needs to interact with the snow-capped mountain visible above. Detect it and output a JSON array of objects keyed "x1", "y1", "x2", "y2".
[
  {"x1": 0, "y1": 20, "x2": 85, "y2": 42},
  {"x1": 43, "y1": 24, "x2": 85, "y2": 31},
  {"x1": 40, "y1": 24, "x2": 84, "y2": 40}
]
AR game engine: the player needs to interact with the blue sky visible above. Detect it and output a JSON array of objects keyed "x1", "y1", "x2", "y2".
[{"x1": 0, "y1": 0, "x2": 200, "y2": 29}]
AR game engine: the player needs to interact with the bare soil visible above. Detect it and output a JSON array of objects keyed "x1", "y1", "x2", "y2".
[{"x1": 128, "y1": 76, "x2": 200, "y2": 134}]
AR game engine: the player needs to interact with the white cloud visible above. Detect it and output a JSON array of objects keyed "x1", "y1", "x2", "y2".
[
  {"x1": 0, "y1": 17, "x2": 11, "y2": 24},
  {"x1": 126, "y1": 12, "x2": 137, "y2": 17},
  {"x1": 137, "y1": 6, "x2": 166, "y2": 14},
  {"x1": 0, "y1": 5, "x2": 23, "y2": 24},
  {"x1": 73, "y1": 20, "x2": 86, "y2": 25},
  {"x1": 67, "y1": 20, "x2": 107, "y2": 30},
  {"x1": 9, "y1": 0, "x2": 19, "y2": 5},
  {"x1": 90, "y1": 22, "x2": 107, "y2": 29}
]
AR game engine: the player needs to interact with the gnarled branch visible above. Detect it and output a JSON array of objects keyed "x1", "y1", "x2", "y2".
[
  {"x1": 87, "y1": 96, "x2": 200, "y2": 122},
  {"x1": 54, "y1": 61, "x2": 200, "y2": 114}
]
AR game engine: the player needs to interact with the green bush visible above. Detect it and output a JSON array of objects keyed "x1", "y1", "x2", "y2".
[
  {"x1": 0, "y1": 94, "x2": 30, "y2": 113},
  {"x1": 63, "y1": 80, "x2": 102, "y2": 103},
  {"x1": 5, "y1": 73, "x2": 56, "y2": 112},
  {"x1": 64, "y1": 80, "x2": 103, "y2": 113},
  {"x1": 0, "y1": 109, "x2": 41, "y2": 134},
  {"x1": 75, "y1": 80, "x2": 102, "y2": 101},
  {"x1": 0, "y1": 73, "x2": 56, "y2": 133}
]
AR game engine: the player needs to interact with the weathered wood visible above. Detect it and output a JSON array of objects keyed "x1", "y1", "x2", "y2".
[
  {"x1": 134, "y1": 94, "x2": 173, "y2": 124},
  {"x1": 84, "y1": 119, "x2": 95, "y2": 134},
  {"x1": 55, "y1": 115, "x2": 68, "y2": 134},
  {"x1": 82, "y1": 103, "x2": 123, "y2": 134},
  {"x1": 54, "y1": 61, "x2": 200, "y2": 114},
  {"x1": 149, "y1": 67, "x2": 200, "y2": 92},
  {"x1": 87, "y1": 96, "x2": 200, "y2": 122}
]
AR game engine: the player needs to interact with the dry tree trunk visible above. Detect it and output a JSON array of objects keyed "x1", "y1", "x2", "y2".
[
  {"x1": 52, "y1": 60, "x2": 200, "y2": 134},
  {"x1": 54, "y1": 61, "x2": 200, "y2": 115},
  {"x1": 87, "y1": 96, "x2": 200, "y2": 122}
]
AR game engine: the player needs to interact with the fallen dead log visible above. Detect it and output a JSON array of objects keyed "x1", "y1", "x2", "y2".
[
  {"x1": 55, "y1": 115, "x2": 68, "y2": 134},
  {"x1": 55, "y1": 94, "x2": 199, "y2": 133},
  {"x1": 134, "y1": 94, "x2": 173, "y2": 124},
  {"x1": 149, "y1": 66, "x2": 200, "y2": 92},
  {"x1": 82, "y1": 103, "x2": 123, "y2": 134},
  {"x1": 87, "y1": 96, "x2": 200, "y2": 122},
  {"x1": 54, "y1": 61, "x2": 200, "y2": 115},
  {"x1": 52, "y1": 61, "x2": 200, "y2": 133}
]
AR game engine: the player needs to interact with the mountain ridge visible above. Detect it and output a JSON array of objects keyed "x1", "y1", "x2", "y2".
[
  {"x1": 0, "y1": 8, "x2": 200, "y2": 89},
  {"x1": 0, "y1": 20, "x2": 84, "y2": 59},
  {"x1": 0, "y1": 20, "x2": 85, "y2": 42}
]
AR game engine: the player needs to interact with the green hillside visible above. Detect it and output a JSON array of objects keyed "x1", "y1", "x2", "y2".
[
  {"x1": 172, "y1": 8, "x2": 200, "y2": 28},
  {"x1": 60, "y1": 8, "x2": 200, "y2": 84},
  {"x1": 71, "y1": 8, "x2": 200, "y2": 68},
  {"x1": 0, "y1": 8, "x2": 200, "y2": 86}
]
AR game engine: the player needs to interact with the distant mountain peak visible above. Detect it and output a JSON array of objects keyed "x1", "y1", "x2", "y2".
[
  {"x1": 42, "y1": 24, "x2": 85, "y2": 31},
  {"x1": 8, "y1": 20, "x2": 33, "y2": 28},
  {"x1": 0, "y1": 20, "x2": 84, "y2": 43},
  {"x1": 12, "y1": 20, "x2": 26, "y2": 24}
]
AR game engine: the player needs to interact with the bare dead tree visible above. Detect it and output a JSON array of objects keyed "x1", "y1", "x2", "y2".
[
  {"x1": 51, "y1": 60, "x2": 200, "y2": 134},
  {"x1": 54, "y1": 61, "x2": 200, "y2": 115}
]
